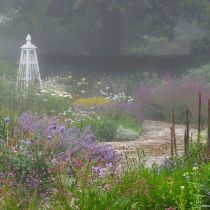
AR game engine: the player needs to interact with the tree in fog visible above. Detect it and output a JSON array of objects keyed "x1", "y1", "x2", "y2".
[{"x1": 0, "y1": 0, "x2": 210, "y2": 56}]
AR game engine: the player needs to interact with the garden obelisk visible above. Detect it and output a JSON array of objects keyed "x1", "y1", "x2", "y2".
[{"x1": 17, "y1": 34, "x2": 42, "y2": 90}]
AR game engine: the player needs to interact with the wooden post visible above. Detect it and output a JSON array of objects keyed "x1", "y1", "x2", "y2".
[
  {"x1": 186, "y1": 107, "x2": 189, "y2": 154},
  {"x1": 184, "y1": 129, "x2": 187, "y2": 155},
  {"x1": 208, "y1": 99, "x2": 210, "y2": 154},
  {"x1": 198, "y1": 92, "x2": 201, "y2": 145},
  {"x1": 170, "y1": 126, "x2": 174, "y2": 158},
  {"x1": 172, "y1": 108, "x2": 177, "y2": 155}
]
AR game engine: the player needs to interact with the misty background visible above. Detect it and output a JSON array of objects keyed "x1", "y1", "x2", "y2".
[{"x1": 0, "y1": 0, "x2": 210, "y2": 76}]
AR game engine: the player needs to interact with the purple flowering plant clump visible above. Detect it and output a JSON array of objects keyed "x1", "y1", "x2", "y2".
[
  {"x1": 0, "y1": 112, "x2": 120, "y2": 192},
  {"x1": 56, "y1": 126, "x2": 120, "y2": 180},
  {"x1": 15, "y1": 113, "x2": 120, "y2": 161},
  {"x1": 133, "y1": 76, "x2": 210, "y2": 124}
]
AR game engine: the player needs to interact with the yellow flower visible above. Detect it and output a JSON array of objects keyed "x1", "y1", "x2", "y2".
[{"x1": 73, "y1": 96, "x2": 109, "y2": 107}]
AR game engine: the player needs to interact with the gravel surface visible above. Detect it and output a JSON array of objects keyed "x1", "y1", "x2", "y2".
[{"x1": 109, "y1": 120, "x2": 198, "y2": 167}]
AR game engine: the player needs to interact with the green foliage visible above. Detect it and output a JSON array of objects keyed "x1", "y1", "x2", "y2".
[
  {"x1": 0, "y1": 58, "x2": 14, "y2": 76},
  {"x1": 126, "y1": 37, "x2": 192, "y2": 55},
  {"x1": 3, "y1": 61, "x2": 210, "y2": 209},
  {"x1": 115, "y1": 125, "x2": 139, "y2": 141},
  {"x1": 0, "y1": 77, "x2": 70, "y2": 115},
  {"x1": 115, "y1": 116, "x2": 141, "y2": 132},
  {"x1": 0, "y1": 118, "x2": 7, "y2": 139},
  {"x1": 187, "y1": 64, "x2": 210, "y2": 83},
  {"x1": 190, "y1": 38, "x2": 210, "y2": 54},
  {"x1": 0, "y1": 106, "x2": 210, "y2": 209},
  {"x1": 41, "y1": 153, "x2": 210, "y2": 210},
  {"x1": 76, "y1": 115, "x2": 141, "y2": 142},
  {"x1": 93, "y1": 119, "x2": 118, "y2": 142},
  {"x1": 0, "y1": 77, "x2": 17, "y2": 110},
  {"x1": 1, "y1": 0, "x2": 210, "y2": 56},
  {"x1": 0, "y1": 143, "x2": 53, "y2": 192},
  {"x1": 19, "y1": 91, "x2": 70, "y2": 114}
]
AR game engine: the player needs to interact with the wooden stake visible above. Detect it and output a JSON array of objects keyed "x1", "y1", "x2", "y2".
[
  {"x1": 170, "y1": 126, "x2": 174, "y2": 158},
  {"x1": 172, "y1": 108, "x2": 177, "y2": 155},
  {"x1": 186, "y1": 107, "x2": 189, "y2": 154},
  {"x1": 184, "y1": 129, "x2": 187, "y2": 155},
  {"x1": 198, "y1": 92, "x2": 201, "y2": 145},
  {"x1": 208, "y1": 99, "x2": 210, "y2": 154}
]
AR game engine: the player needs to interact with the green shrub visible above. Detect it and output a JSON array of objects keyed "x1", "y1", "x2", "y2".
[
  {"x1": 112, "y1": 115, "x2": 141, "y2": 133},
  {"x1": 187, "y1": 64, "x2": 210, "y2": 83},
  {"x1": 93, "y1": 119, "x2": 118, "y2": 142},
  {"x1": 74, "y1": 114, "x2": 141, "y2": 142},
  {"x1": 115, "y1": 125, "x2": 139, "y2": 141}
]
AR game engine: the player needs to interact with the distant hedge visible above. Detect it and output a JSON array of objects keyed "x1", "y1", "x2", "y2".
[{"x1": 37, "y1": 54, "x2": 210, "y2": 77}]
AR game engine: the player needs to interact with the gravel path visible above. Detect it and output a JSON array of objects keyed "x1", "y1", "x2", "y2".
[{"x1": 109, "y1": 120, "x2": 197, "y2": 167}]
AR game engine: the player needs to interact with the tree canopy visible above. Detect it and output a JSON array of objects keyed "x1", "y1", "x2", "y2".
[{"x1": 0, "y1": 0, "x2": 210, "y2": 57}]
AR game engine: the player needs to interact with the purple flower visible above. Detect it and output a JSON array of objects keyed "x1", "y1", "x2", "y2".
[
  {"x1": 92, "y1": 166, "x2": 106, "y2": 177},
  {"x1": 47, "y1": 135, "x2": 52, "y2": 141},
  {"x1": 52, "y1": 125, "x2": 56, "y2": 130},
  {"x1": 18, "y1": 113, "x2": 37, "y2": 132},
  {"x1": 4, "y1": 117, "x2": 10, "y2": 125},
  {"x1": 92, "y1": 166, "x2": 101, "y2": 173},
  {"x1": 106, "y1": 163, "x2": 113, "y2": 168},
  {"x1": 99, "y1": 168, "x2": 106, "y2": 177},
  {"x1": 57, "y1": 152, "x2": 67, "y2": 162},
  {"x1": 26, "y1": 176, "x2": 39, "y2": 189},
  {"x1": 59, "y1": 125, "x2": 65, "y2": 133},
  {"x1": 13, "y1": 112, "x2": 120, "y2": 174}
]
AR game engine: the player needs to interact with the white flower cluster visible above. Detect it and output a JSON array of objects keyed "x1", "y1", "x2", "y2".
[
  {"x1": 105, "y1": 92, "x2": 134, "y2": 103},
  {"x1": 41, "y1": 78, "x2": 72, "y2": 98},
  {"x1": 59, "y1": 107, "x2": 97, "y2": 124}
]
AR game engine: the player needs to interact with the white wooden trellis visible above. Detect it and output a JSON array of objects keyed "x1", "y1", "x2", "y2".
[{"x1": 17, "y1": 34, "x2": 42, "y2": 90}]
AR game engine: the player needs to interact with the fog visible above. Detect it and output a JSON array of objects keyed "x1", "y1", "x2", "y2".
[
  {"x1": 0, "y1": 0, "x2": 209, "y2": 76},
  {"x1": 2, "y1": 2, "x2": 210, "y2": 207}
]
